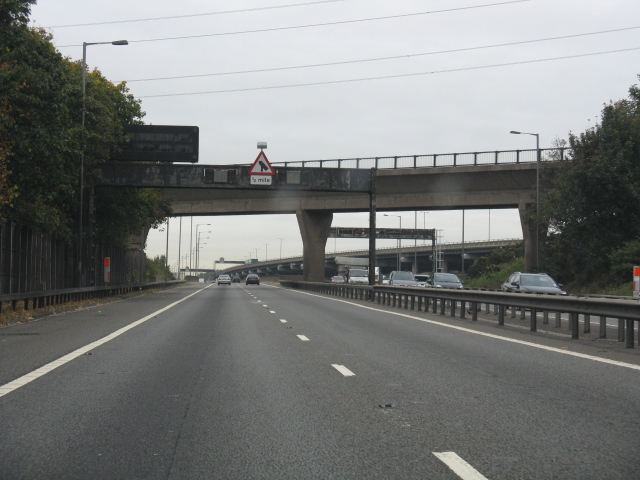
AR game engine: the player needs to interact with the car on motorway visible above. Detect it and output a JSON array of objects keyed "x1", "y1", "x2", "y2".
[
  {"x1": 427, "y1": 272, "x2": 464, "y2": 289},
  {"x1": 346, "y1": 267, "x2": 369, "y2": 285},
  {"x1": 232, "y1": 275, "x2": 241, "y2": 283},
  {"x1": 501, "y1": 272, "x2": 566, "y2": 295},
  {"x1": 217, "y1": 274, "x2": 232, "y2": 285},
  {"x1": 414, "y1": 274, "x2": 430, "y2": 287},
  {"x1": 388, "y1": 271, "x2": 417, "y2": 286},
  {"x1": 330, "y1": 275, "x2": 345, "y2": 284},
  {"x1": 245, "y1": 273, "x2": 260, "y2": 285}
]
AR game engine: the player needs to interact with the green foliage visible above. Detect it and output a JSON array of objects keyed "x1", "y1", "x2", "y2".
[
  {"x1": 608, "y1": 240, "x2": 640, "y2": 283},
  {"x1": 463, "y1": 257, "x2": 524, "y2": 290},
  {"x1": 466, "y1": 243, "x2": 524, "y2": 279},
  {"x1": 0, "y1": 5, "x2": 169, "y2": 245},
  {"x1": 145, "y1": 255, "x2": 174, "y2": 282},
  {"x1": 95, "y1": 188, "x2": 172, "y2": 248},
  {"x1": 541, "y1": 78, "x2": 640, "y2": 286}
]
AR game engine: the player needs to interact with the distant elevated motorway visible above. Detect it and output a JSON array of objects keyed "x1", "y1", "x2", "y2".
[{"x1": 215, "y1": 239, "x2": 521, "y2": 278}]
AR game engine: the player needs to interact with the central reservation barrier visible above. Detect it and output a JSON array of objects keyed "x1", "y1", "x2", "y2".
[{"x1": 280, "y1": 280, "x2": 640, "y2": 348}]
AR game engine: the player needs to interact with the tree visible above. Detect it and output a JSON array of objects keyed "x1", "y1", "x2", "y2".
[
  {"x1": 1, "y1": 2, "x2": 171, "y2": 246},
  {"x1": 541, "y1": 78, "x2": 640, "y2": 286}
]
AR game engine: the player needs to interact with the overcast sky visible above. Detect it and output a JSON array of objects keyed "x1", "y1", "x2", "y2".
[{"x1": 30, "y1": 0, "x2": 640, "y2": 271}]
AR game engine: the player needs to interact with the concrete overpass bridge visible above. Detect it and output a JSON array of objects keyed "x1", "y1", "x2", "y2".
[{"x1": 100, "y1": 148, "x2": 564, "y2": 281}]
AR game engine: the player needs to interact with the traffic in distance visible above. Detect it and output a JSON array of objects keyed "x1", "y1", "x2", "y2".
[{"x1": 224, "y1": 269, "x2": 565, "y2": 295}]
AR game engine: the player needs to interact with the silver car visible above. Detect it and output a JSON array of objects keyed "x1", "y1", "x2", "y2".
[
  {"x1": 427, "y1": 273, "x2": 464, "y2": 289},
  {"x1": 388, "y1": 271, "x2": 417, "y2": 286},
  {"x1": 501, "y1": 272, "x2": 566, "y2": 295},
  {"x1": 217, "y1": 274, "x2": 232, "y2": 285}
]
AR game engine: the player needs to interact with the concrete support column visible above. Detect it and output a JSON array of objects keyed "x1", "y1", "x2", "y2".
[
  {"x1": 296, "y1": 210, "x2": 333, "y2": 282},
  {"x1": 518, "y1": 202, "x2": 537, "y2": 272}
]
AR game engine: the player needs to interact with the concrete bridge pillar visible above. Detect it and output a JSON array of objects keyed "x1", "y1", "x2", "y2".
[
  {"x1": 519, "y1": 203, "x2": 539, "y2": 272},
  {"x1": 296, "y1": 209, "x2": 333, "y2": 282}
]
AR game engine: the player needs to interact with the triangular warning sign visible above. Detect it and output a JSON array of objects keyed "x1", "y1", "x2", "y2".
[{"x1": 248, "y1": 151, "x2": 275, "y2": 175}]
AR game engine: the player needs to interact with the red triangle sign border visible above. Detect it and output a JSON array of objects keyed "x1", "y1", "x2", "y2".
[{"x1": 248, "y1": 151, "x2": 275, "y2": 176}]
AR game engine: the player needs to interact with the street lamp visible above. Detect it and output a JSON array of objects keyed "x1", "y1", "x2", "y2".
[
  {"x1": 264, "y1": 243, "x2": 269, "y2": 261},
  {"x1": 278, "y1": 238, "x2": 284, "y2": 258},
  {"x1": 510, "y1": 130, "x2": 540, "y2": 270},
  {"x1": 193, "y1": 223, "x2": 210, "y2": 268},
  {"x1": 384, "y1": 214, "x2": 402, "y2": 270},
  {"x1": 196, "y1": 232, "x2": 210, "y2": 270},
  {"x1": 78, "y1": 39, "x2": 128, "y2": 286}
]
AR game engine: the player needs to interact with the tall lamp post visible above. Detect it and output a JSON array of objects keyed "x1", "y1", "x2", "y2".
[
  {"x1": 384, "y1": 214, "x2": 402, "y2": 270},
  {"x1": 510, "y1": 130, "x2": 540, "y2": 270},
  {"x1": 278, "y1": 238, "x2": 284, "y2": 258},
  {"x1": 193, "y1": 223, "x2": 210, "y2": 269},
  {"x1": 196, "y1": 232, "x2": 210, "y2": 270},
  {"x1": 78, "y1": 39, "x2": 128, "y2": 286}
]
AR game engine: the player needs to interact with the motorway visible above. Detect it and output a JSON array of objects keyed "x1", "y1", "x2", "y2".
[{"x1": 1, "y1": 283, "x2": 639, "y2": 479}]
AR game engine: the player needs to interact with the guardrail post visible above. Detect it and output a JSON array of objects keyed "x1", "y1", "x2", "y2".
[
  {"x1": 555, "y1": 312, "x2": 561, "y2": 328},
  {"x1": 625, "y1": 320, "x2": 635, "y2": 348},
  {"x1": 571, "y1": 313, "x2": 579, "y2": 339},
  {"x1": 618, "y1": 319, "x2": 625, "y2": 342},
  {"x1": 471, "y1": 302, "x2": 478, "y2": 321},
  {"x1": 439, "y1": 297, "x2": 445, "y2": 315},
  {"x1": 583, "y1": 314, "x2": 591, "y2": 334},
  {"x1": 460, "y1": 301, "x2": 466, "y2": 319},
  {"x1": 599, "y1": 316, "x2": 607, "y2": 338},
  {"x1": 450, "y1": 299, "x2": 456, "y2": 317},
  {"x1": 543, "y1": 311, "x2": 549, "y2": 324},
  {"x1": 530, "y1": 308, "x2": 537, "y2": 332},
  {"x1": 498, "y1": 305, "x2": 505, "y2": 325}
]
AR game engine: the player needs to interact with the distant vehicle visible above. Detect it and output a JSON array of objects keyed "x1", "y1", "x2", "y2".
[
  {"x1": 427, "y1": 273, "x2": 464, "y2": 289},
  {"x1": 388, "y1": 271, "x2": 417, "y2": 286},
  {"x1": 346, "y1": 267, "x2": 369, "y2": 285},
  {"x1": 414, "y1": 274, "x2": 430, "y2": 287},
  {"x1": 232, "y1": 276, "x2": 241, "y2": 283},
  {"x1": 331, "y1": 275, "x2": 345, "y2": 284},
  {"x1": 245, "y1": 274, "x2": 260, "y2": 285},
  {"x1": 501, "y1": 272, "x2": 566, "y2": 295},
  {"x1": 217, "y1": 274, "x2": 232, "y2": 285}
]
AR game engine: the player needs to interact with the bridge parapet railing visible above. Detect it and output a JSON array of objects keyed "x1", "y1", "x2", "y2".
[
  {"x1": 272, "y1": 148, "x2": 567, "y2": 169},
  {"x1": 279, "y1": 280, "x2": 639, "y2": 348}
]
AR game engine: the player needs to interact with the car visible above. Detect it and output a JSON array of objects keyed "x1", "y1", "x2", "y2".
[
  {"x1": 414, "y1": 274, "x2": 430, "y2": 287},
  {"x1": 217, "y1": 274, "x2": 232, "y2": 285},
  {"x1": 330, "y1": 275, "x2": 345, "y2": 284},
  {"x1": 245, "y1": 274, "x2": 260, "y2": 285},
  {"x1": 501, "y1": 272, "x2": 566, "y2": 295},
  {"x1": 427, "y1": 272, "x2": 464, "y2": 289},
  {"x1": 388, "y1": 271, "x2": 417, "y2": 286},
  {"x1": 232, "y1": 276, "x2": 241, "y2": 283}
]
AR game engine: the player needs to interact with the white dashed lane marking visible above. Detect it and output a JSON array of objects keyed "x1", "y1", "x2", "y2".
[
  {"x1": 433, "y1": 452, "x2": 489, "y2": 480},
  {"x1": 297, "y1": 335, "x2": 310, "y2": 341},
  {"x1": 331, "y1": 364, "x2": 355, "y2": 377}
]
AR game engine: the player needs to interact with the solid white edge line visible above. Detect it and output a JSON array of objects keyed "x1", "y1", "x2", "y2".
[
  {"x1": 433, "y1": 452, "x2": 488, "y2": 480},
  {"x1": 331, "y1": 364, "x2": 355, "y2": 376},
  {"x1": 0, "y1": 285, "x2": 214, "y2": 398},
  {"x1": 273, "y1": 286, "x2": 640, "y2": 372}
]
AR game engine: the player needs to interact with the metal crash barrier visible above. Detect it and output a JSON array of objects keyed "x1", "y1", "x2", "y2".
[
  {"x1": 0, "y1": 280, "x2": 183, "y2": 318},
  {"x1": 279, "y1": 280, "x2": 640, "y2": 348}
]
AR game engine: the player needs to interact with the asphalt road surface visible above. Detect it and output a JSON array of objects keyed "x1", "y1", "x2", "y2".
[{"x1": 1, "y1": 283, "x2": 639, "y2": 479}]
